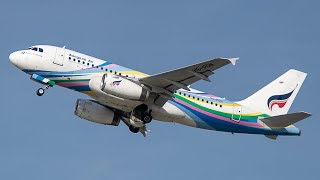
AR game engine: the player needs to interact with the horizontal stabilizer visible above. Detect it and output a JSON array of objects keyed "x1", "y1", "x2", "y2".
[{"x1": 260, "y1": 111, "x2": 311, "y2": 128}]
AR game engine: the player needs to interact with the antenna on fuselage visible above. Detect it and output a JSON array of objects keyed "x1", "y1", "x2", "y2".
[{"x1": 62, "y1": 46, "x2": 66, "y2": 49}]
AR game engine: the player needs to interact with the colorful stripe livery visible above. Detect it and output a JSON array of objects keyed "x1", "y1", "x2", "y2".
[
  {"x1": 22, "y1": 62, "x2": 301, "y2": 136},
  {"x1": 170, "y1": 93, "x2": 299, "y2": 135},
  {"x1": 23, "y1": 61, "x2": 148, "y2": 94}
]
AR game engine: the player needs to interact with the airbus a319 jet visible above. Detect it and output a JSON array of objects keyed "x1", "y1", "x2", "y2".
[{"x1": 9, "y1": 45, "x2": 311, "y2": 139}]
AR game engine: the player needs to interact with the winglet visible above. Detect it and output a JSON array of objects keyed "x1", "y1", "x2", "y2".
[{"x1": 228, "y1": 57, "x2": 239, "y2": 66}]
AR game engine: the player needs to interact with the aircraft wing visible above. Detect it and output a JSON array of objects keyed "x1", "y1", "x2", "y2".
[{"x1": 139, "y1": 57, "x2": 238, "y2": 106}]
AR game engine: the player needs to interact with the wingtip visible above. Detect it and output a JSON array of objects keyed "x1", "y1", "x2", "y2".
[
  {"x1": 301, "y1": 111, "x2": 312, "y2": 117},
  {"x1": 229, "y1": 57, "x2": 239, "y2": 66}
]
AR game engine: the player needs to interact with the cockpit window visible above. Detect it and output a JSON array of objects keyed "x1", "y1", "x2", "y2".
[{"x1": 28, "y1": 47, "x2": 44, "y2": 52}]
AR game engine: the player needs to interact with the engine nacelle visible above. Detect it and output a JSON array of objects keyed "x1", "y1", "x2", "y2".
[
  {"x1": 74, "y1": 99, "x2": 120, "y2": 126},
  {"x1": 100, "y1": 74, "x2": 149, "y2": 101}
]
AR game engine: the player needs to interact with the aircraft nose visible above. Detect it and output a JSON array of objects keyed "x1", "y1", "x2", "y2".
[{"x1": 9, "y1": 51, "x2": 20, "y2": 66}]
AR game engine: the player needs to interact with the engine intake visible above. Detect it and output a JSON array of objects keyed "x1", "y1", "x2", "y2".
[
  {"x1": 100, "y1": 74, "x2": 149, "y2": 101},
  {"x1": 74, "y1": 99, "x2": 120, "y2": 126}
]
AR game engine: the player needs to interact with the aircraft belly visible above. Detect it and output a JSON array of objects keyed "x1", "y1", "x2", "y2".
[{"x1": 152, "y1": 102, "x2": 197, "y2": 127}]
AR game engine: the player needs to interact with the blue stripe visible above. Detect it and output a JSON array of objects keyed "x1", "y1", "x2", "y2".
[{"x1": 70, "y1": 86, "x2": 91, "y2": 91}]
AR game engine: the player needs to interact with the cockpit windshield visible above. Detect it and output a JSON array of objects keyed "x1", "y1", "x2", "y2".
[{"x1": 28, "y1": 47, "x2": 44, "y2": 53}]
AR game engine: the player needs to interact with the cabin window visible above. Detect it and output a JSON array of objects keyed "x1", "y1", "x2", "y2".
[
  {"x1": 220, "y1": 105, "x2": 222, "y2": 108},
  {"x1": 100, "y1": 67, "x2": 103, "y2": 70},
  {"x1": 69, "y1": 57, "x2": 71, "y2": 60},
  {"x1": 210, "y1": 102, "x2": 213, "y2": 105},
  {"x1": 206, "y1": 100, "x2": 208, "y2": 103},
  {"x1": 110, "y1": 70, "x2": 113, "y2": 73},
  {"x1": 92, "y1": 64, "x2": 94, "y2": 67},
  {"x1": 82, "y1": 61, "x2": 85, "y2": 64},
  {"x1": 119, "y1": 73, "x2": 122, "y2": 76},
  {"x1": 39, "y1": 48, "x2": 44, "y2": 52},
  {"x1": 87, "y1": 63, "x2": 89, "y2": 66}
]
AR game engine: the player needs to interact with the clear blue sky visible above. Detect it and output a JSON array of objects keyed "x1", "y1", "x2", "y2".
[{"x1": 1, "y1": 0, "x2": 319, "y2": 179}]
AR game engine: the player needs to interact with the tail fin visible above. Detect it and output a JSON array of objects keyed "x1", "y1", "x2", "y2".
[{"x1": 239, "y1": 69, "x2": 307, "y2": 116}]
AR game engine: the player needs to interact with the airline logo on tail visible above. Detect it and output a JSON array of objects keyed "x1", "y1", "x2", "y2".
[{"x1": 267, "y1": 86, "x2": 297, "y2": 111}]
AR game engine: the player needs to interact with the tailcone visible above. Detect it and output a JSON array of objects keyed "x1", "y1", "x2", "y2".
[{"x1": 284, "y1": 126, "x2": 301, "y2": 136}]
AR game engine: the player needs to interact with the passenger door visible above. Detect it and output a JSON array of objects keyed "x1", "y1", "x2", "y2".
[{"x1": 53, "y1": 48, "x2": 65, "y2": 66}]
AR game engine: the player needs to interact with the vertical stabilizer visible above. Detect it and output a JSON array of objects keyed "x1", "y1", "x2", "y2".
[{"x1": 238, "y1": 69, "x2": 307, "y2": 116}]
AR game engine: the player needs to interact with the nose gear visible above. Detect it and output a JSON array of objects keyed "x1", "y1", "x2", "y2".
[
  {"x1": 30, "y1": 74, "x2": 56, "y2": 97},
  {"x1": 36, "y1": 84, "x2": 51, "y2": 96}
]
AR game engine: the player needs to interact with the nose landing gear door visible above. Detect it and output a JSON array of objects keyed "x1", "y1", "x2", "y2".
[{"x1": 53, "y1": 48, "x2": 65, "y2": 66}]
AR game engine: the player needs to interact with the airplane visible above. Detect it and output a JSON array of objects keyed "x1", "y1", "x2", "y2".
[{"x1": 9, "y1": 45, "x2": 311, "y2": 139}]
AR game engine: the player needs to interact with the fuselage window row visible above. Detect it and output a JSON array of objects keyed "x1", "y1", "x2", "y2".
[
  {"x1": 176, "y1": 91, "x2": 223, "y2": 107},
  {"x1": 67, "y1": 55, "x2": 129, "y2": 77}
]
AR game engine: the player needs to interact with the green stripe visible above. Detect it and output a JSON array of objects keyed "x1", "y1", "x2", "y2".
[
  {"x1": 54, "y1": 79, "x2": 90, "y2": 83},
  {"x1": 174, "y1": 94, "x2": 268, "y2": 121}
]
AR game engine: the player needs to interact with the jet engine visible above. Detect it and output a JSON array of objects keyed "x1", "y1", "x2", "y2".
[
  {"x1": 74, "y1": 99, "x2": 120, "y2": 126},
  {"x1": 100, "y1": 74, "x2": 149, "y2": 101}
]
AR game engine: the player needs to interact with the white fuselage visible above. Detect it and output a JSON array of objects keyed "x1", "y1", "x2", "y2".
[
  {"x1": 9, "y1": 45, "x2": 303, "y2": 137},
  {"x1": 10, "y1": 45, "x2": 197, "y2": 128}
]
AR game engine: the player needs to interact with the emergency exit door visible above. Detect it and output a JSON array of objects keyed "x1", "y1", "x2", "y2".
[{"x1": 53, "y1": 48, "x2": 65, "y2": 66}]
